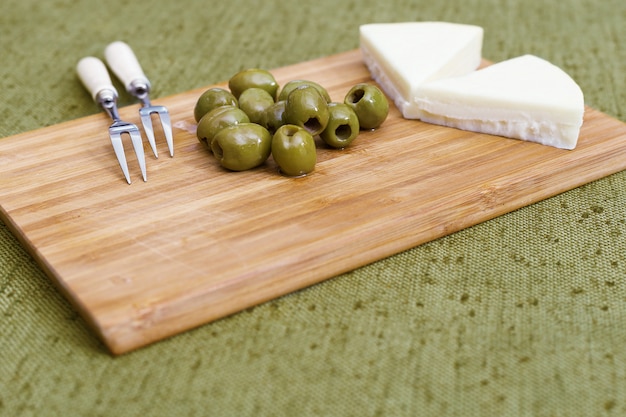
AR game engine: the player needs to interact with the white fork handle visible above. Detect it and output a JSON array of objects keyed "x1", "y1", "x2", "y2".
[
  {"x1": 104, "y1": 41, "x2": 150, "y2": 91},
  {"x1": 76, "y1": 56, "x2": 118, "y2": 101}
]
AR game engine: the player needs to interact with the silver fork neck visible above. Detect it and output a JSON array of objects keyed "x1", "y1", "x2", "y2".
[
  {"x1": 96, "y1": 89, "x2": 121, "y2": 122},
  {"x1": 128, "y1": 79, "x2": 152, "y2": 106}
]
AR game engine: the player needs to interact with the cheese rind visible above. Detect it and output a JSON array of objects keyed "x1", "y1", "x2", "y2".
[
  {"x1": 415, "y1": 55, "x2": 585, "y2": 149},
  {"x1": 360, "y1": 21, "x2": 483, "y2": 119}
]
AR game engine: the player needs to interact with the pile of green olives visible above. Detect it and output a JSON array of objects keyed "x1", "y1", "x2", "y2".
[{"x1": 194, "y1": 68, "x2": 389, "y2": 177}]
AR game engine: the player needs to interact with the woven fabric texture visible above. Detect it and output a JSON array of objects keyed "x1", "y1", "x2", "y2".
[{"x1": 1, "y1": 0, "x2": 625, "y2": 416}]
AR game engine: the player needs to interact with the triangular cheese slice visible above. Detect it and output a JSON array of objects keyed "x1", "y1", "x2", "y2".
[
  {"x1": 360, "y1": 22, "x2": 483, "y2": 119},
  {"x1": 415, "y1": 55, "x2": 585, "y2": 149}
]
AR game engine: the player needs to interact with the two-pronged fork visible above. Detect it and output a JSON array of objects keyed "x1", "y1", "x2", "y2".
[
  {"x1": 76, "y1": 56, "x2": 147, "y2": 184},
  {"x1": 105, "y1": 41, "x2": 174, "y2": 158}
]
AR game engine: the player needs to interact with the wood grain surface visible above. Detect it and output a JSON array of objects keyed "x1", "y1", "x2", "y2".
[{"x1": 1, "y1": 49, "x2": 625, "y2": 354}]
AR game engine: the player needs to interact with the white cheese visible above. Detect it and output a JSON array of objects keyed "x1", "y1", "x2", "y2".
[
  {"x1": 360, "y1": 21, "x2": 483, "y2": 119},
  {"x1": 415, "y1": 55, "x2": 585, "y2": 149}
]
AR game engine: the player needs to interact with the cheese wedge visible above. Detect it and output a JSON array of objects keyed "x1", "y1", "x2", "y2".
[
  {"x1": 360, "y1": 21, "x2": 483, "y2": 119},
  {"x1": 415, "y1": 55, "x2": 585, "y2": 149}
]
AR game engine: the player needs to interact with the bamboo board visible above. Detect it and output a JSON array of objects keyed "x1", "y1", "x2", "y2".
[{"x1": 1, "y1": 50, "x2": 626, "y2": 355}]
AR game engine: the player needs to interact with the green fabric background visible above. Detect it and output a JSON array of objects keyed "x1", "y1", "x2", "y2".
[{"x1": 1, "y1": 0, "x2": 625, "y2": 416}]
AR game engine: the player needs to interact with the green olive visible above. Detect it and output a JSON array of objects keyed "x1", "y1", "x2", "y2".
[
  {"x1": 238, "y1": 87, "x2": 276, "y2": 125},
  {"x1": 228, "y1": 68, "x2": 279, "y2": 100},
  {"x1": 211, "y1": 123, "x2": 272, "y2": 171},
  {"x1": 194, "y1": 87, "x2": 238, "y2": 122},
  {"x1": 284, "y1": 86, "x2": 330, "y2": 136},
  {"x1": 261, "y1": 100, "x2": 287, "y2": 134},
  {"x1": 320, "y1": 103, "x2": 360, "y2": 149},
  {"x1": 196, "y1": 105, "x2": 250, "y2": 150},
  {"x1": 278, "y1": 80, "x2": 331, "y2": 103},
  {"x1": 344, "y1": 83, "x2": 389, "y2": 130},
  {"x1": 271, "y1": 125, "x2": 316, "y2": 177}
]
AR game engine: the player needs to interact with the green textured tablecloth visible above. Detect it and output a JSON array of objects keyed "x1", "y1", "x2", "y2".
[{"x1": 1, "y1": 0, "x2": 625, "y2": 415}]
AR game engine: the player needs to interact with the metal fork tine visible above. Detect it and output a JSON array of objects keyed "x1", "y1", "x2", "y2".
[
  {"x1": 128, "y1": 129, "x2": 147, "y2": 181},
  {"x1": 109, "y1": 132, "x2": 132, "y2": 184},
  {"x1": 139, "y1": 108, "x2": 159, "y2": 158},
  {"x1": 157, "y1": 108, "x2": 174, "y2": 157}
]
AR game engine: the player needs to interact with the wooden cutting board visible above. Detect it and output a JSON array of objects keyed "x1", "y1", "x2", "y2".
[{"x1": 2, "y1": 49, "x2": 626, "y2": 355}]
